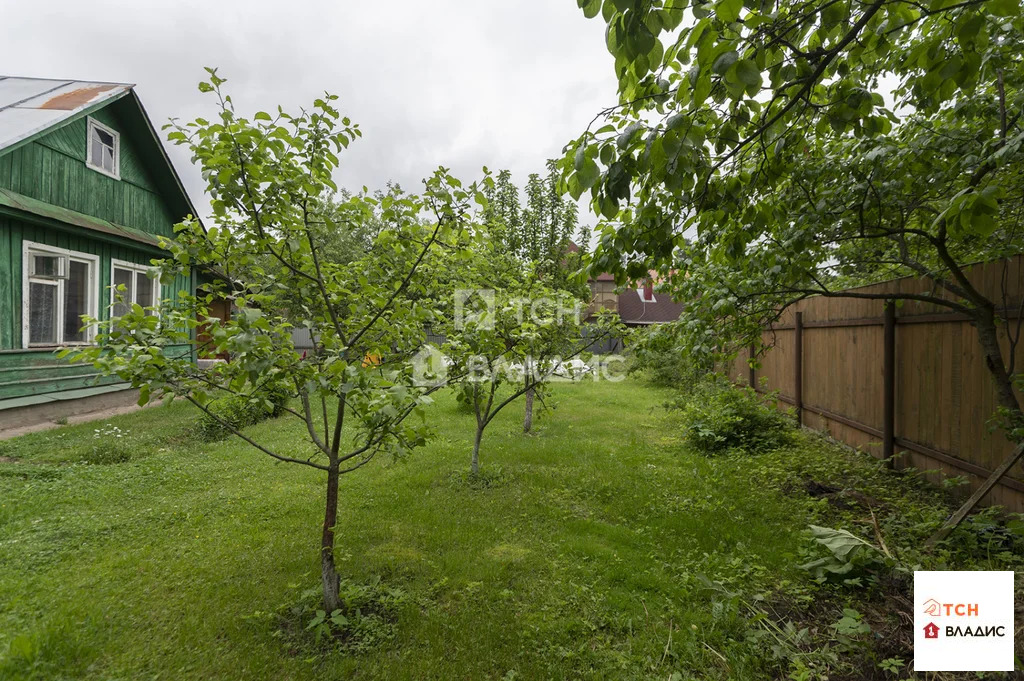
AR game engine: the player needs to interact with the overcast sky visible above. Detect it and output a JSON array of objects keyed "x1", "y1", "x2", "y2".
[{"x1": 1, "y1": 1, "x2": 617, "y2": 222}]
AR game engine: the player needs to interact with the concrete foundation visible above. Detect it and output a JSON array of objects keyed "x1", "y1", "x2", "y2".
[{"x1": 0, "y1": 387, "x2": 143, "y2": 439}]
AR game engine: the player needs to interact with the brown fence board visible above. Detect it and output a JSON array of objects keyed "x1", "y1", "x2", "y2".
[{"x1": 728, "y1": 256, "x2": 1024, "y2": 512}]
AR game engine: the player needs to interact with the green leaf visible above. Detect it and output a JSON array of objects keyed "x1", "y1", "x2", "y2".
[
  {"x1": 734, "y1": 59, "x2": 762, "y2": 88},
  {"x1": 954, "y1": 14, "x2": 985, "y2": 43},
  {"x1": 577, "y1": 157, "x2": 601, "y2": 190},
  {"x1": 808, "y1": 526, "x2": 874, "y2": 561},
  {"x1": 715, "y1": 0, "x2": 743, "y2": 23},
  {"x1": 988, "y1": 0, "x2": 1018, "y2": 16},
  {"x1": 600, "y1": 195, "x2": 619, "y2": 219},
  {"x1": 579, "y1": 0, "x2": 602, "y2": 18},
  {"x1": 712, "y1": 50, "x2": 739, "y2": 75}
]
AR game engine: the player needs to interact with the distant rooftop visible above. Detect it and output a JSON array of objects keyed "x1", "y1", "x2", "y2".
[{"x1": 0, "y1": 76, "x2": 133, "y2": 153}]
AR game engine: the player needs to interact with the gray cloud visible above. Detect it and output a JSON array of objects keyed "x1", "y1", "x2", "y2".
[{"x1": 1, "y1": 0, "x2": 616, "y2": 221}]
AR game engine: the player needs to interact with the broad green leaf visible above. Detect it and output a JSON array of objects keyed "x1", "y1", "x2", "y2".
[
  {"x1": 579, "y1": 0, "x2": 602, "y2": 18},
  {"x1": 577, "y1": 157, "x2": 601, "y2": 190},
  {"x1": 808, "y1": 526, "x2": 874, "y2": 561},
  {"x1": 734, "y1": 59, "x2": 762, "y2": 88},
  {"x1": 712, "y1": 50, "x2": 739, "y2": 75},
  {"x1": 715, "y1": 0, "x2": 743, "y2": 23}
]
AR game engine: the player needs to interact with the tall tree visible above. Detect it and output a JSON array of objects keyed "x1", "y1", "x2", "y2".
[
  {"x1": 566, "y1": 0, "x2": 1024, "y2": 536},
  {"x1": 67, "y1": 71, "x2": 479, "y2": 612},
  {"x1": 478, "y1": 164, "x2": 592, "y2": 431}
]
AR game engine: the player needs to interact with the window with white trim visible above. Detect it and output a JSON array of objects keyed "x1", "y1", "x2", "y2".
[
  {"x1": 110, "y1": 260, "x2": 159, "y2": 318},
  {"x1": 86, "y1": 117, "x2": 120, "y2": 179},
  {"x1": 22, "y1": 242, "x2": 98, "y2": 347}
]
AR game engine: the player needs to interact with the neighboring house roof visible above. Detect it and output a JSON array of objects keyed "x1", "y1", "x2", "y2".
[
  {"x1": 0, "y1": 75, "x2": 200, "y2": 226},
  {"x1": 617, "y1": 288, "x2": 685, "y2": 325}
]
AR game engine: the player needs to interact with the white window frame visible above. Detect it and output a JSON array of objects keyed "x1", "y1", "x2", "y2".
[
  {"x1": 21, "y1": 241, "x2": 99, "y2": 348},
  {"x1": 110, "y1": 259, "x2": 160, "y2": 314},
  {"x1": 86, "y1": 117, "x2": 120, "y2": 180}
]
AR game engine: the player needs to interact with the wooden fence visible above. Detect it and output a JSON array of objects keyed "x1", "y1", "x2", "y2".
[{"x1": 729, "y1": 256, "x2": 1024, "y2": 513}]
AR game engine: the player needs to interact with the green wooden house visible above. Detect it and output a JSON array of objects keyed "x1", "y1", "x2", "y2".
[{"x1": 0, "y1": 76, "x2": 202, "y2": 428}]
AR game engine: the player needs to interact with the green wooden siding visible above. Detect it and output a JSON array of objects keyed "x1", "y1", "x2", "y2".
[
  {"x1": 0, "y1": 107, "x2": 178, "y2": 239},
  {"x1": 0, "y1": 218, "x2": 194, "y2": 401},
  {"x1": 0, "y1": 215, "x2": 12, "y2": 350},
  {"x1": 0, "y1": 350, "x2": 121, "y2": 401},
  {"x1": 0, "y1": 95, "x2": 199, "y2": 406}
]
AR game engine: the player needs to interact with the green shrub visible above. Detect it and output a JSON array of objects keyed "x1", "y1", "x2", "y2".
[
  {"x1": 628, "y1": 325, "x2": 710, "y2": 388},
  {"x1": 196, "y1": 385, "x2": 290, "y2": 441},
  {"x1": 677, "y1": 378, "x2": 794, "y2": 454},
  {"x1": 264, "y1": 384, "x2": 291, "y2": 418}
]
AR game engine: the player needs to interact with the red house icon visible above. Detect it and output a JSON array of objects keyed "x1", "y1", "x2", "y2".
[{"x1": 924, "y1": 622, "x2": 939, "y2": 639}]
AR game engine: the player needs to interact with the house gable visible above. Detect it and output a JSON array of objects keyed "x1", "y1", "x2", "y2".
[{"x1": 0, "y1": 94, "x2": 191, "y2": 239}]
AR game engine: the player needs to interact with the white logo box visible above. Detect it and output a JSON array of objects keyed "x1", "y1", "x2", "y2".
[{"x1": 914, "y1": 570, "x2": 1015, "y2": 672}]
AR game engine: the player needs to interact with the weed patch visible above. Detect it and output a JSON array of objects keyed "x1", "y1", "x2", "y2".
[
  {"x1": 272, "y1": 577, "x2": 407, "y2": 655},
  {"x1": 673, "y1": 377, "x2": 794, "y2": 454}
]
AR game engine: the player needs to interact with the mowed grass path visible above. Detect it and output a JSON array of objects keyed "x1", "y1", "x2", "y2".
[{"x1": 1, "y1": 378, "x2": 812, "y2": 680}]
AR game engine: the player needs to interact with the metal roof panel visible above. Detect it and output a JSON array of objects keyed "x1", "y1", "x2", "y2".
[
  {"x1": 0, "y1": 76, "x2": 132, "y2": 153},
  {"x1": 0, "y1": 77, "x2": 70, "y2": 108}
]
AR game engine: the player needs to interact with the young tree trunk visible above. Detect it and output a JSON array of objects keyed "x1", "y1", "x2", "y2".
[
  {"x1": 523, "y1": 385, "x2": 534, "y2": 433},
  {"x1": 975, "y1": 309, "x2": 1022, "y2": 417},
  {"x1": 320, "y1": 464, "x2": 341, "y2": 612},
  {"x1": 471, "y1": 423, "x2": 484, "y2": 475},
  {"x1": 929, "y1": 310, "x2": 1024, "y2": 544}
]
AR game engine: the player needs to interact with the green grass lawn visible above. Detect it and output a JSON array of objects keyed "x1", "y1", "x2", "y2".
[{"x1": 0, "y1": 378, "x2": 1018, "y2": 680}]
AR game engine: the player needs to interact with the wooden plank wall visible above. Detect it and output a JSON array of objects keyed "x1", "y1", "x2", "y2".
[
  {"x1": 730, "y1": 256, "x2": 1024, "y2": 512},
  {"x1": 0, "y1": 109, "x2": 178, "y2": 239},
  {"x1": 0, "y1": 219, "x2": 194, "y2": 402}
]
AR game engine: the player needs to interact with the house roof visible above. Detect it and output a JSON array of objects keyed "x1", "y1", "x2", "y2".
[
  {"x1": 0, "y1": 76, "x2": 200, "y2": 225},
  {"x1": 617, "y1": 288, "x2": 685, "y2": 325},
  {"x1": 0, "y1": 77, "x2": 133, "y2": 153}
]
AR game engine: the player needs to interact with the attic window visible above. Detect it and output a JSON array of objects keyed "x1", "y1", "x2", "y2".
[{"x1": 86, "y1": 117, "x2": 120, "y2": 179}]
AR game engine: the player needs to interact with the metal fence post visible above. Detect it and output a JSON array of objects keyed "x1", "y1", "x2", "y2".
[
  {"x1": 748, "y1": 343, "x2": 756, "y2": 388},
  {"x1": 883, "y1": 300, "x2": 896, "y2": 469},
  {"x1": 794, "y1": 311, "x2": 803, "y2": 425}
]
